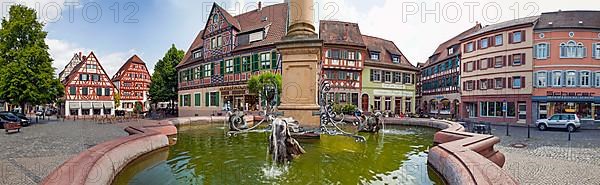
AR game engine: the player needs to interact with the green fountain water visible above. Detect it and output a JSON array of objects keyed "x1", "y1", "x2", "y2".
[{"x1": 113, "y1": 124, "x2": 444, "y2": 185}]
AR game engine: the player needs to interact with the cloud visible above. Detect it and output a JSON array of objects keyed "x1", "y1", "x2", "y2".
[{"x1": 46, "y1": 38, "x2": 139, "y2": 78}]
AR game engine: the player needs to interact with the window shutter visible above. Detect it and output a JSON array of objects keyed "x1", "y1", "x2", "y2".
[
  {"x1": 547, "y1": 43, "x2": 551, "y2": 58},
  {"x1": 476, "y1": 80, "x2": 479, "y2": 90},
  {"x1": 508, "y1": 77, "x2": 513, "y2": 88},
  {"x1": 463, "y1": 82, "x2": 466, "y2": 91},
  {"x1": 475, "y1": 60, "x2": 480, "y2": 70},
  {"x1": 521, "y1": 76, "x2": 526, "y2": 88},
  {"x1": 234, "y1": 57, "x2": 241, "y2": 73},
  {"x1": 522, "y1": 53, "x2": 526, "y2": 65},
  {"x1": 194, "y1": 94, "x2": 200, "y2": 106},
  {"x1": 488, "y1": 79, "x2": 493, "y2": 90},
  {"x1": 488, "y1": 58, "x2": 493, "y2": 68},
  {"x1": 271, "y1": 51, "x2": 278, "y2": 69},
  {"x1": 533, "y1": 44, "x2": 537, "y2": 59},
  {"x1": 522, "y1": 31, "x2": 526, "y2": 42},
  {"x1": 561, "y1": 71, "x2": 566, "y2": 87},
  {"x1": 490, "y1": 36, "x2": 495, "y2": 46},
  {"x1": 502, "y1": 78, "x2": 507, "y2": 88},
  {"x1": 205, "y1": 92, "x2": 209, "y2": 107},
  {"x1": 508, "y1": 55, "x2": 513, "y2": 66},
  {"x1": 252, "y1": 54, "x2": 259, "y2": 71},
  {"x1": 219, "y1": 60, "x2": 225, "y2": 75},
  {"x1": 508, "y1": 33, "x2": 513, "y2": 44},
  {"x1": 370, "y1": 69, "x2": 374, "y2": 81},
  {"x1": 215, "y1": 92, "x2": 220, "y2": 107},
  {"x1": 593, "y1": 72, "x2": 596, "y2": 87},
  {"x1": 547, "y1": 71, "x2": 553, "y2": 86},
  {"x1": 593, "y1": 43, "x2": 597, "y2": 58},
  {"x1": 576, "y1": 72, "x2": 581, "y2": 86},
  {"x1": 477, "y1": 40, "x2": 481, "y2": 49}
]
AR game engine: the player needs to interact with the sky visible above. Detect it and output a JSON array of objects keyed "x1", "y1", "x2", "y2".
[{"x1": 1, "y1": 0, "x2": 600, "y2": 77}]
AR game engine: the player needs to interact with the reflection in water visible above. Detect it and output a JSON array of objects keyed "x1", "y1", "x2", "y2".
[{"x1": 113, "y1": 124, "x2": 444, "y2": 185}]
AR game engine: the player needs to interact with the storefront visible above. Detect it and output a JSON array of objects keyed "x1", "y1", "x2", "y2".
[
  {"x1": 220, "y1": 85, "x2": 258, "y2": 111},
  {"x1": 461, "y1": 94, "x2": 531, "y2": 124},
  {"x1": 532, "y1": 95, "x2": 600, "y2": 121}
]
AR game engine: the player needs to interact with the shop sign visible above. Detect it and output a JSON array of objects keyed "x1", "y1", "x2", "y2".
[
  {"x1": 373, "y1": 89, "x2": 414, "y2": 97},
  {"x1": 381, "y1": 83, "x2": 405, "y2": 89}
]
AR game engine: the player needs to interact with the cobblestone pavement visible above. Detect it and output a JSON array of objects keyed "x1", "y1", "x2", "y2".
[
  {"x1": 491, "y1": 125, "x2": 600, "y2": 185},
  {"x1": 0, "y1": 120, "x2": 127, "y2": 185}
]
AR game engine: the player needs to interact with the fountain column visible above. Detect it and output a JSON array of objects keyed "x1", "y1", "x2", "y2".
[{"x1": 276, "y1": 0, "x2": 323, "y2": 128}]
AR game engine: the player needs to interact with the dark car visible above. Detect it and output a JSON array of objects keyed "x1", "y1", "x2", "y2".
[{"x1": 0, "y1": 111, "x2": 30, "y2": 127}]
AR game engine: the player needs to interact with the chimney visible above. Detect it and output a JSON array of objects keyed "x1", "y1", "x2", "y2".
[
  {"x1": 79, "y1": 52, "x2": 82, "y2": 60},
  {"x1": 258, "y1": 1, "x2": 262, "y2": 11}
]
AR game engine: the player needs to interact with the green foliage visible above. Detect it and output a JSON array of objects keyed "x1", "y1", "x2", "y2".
[
  {"x1": 149, "y1": 44, "x2": 184, "y2": 103},
  {"x1": 0, "y1": 5, "x2": 63, "y2": 107},
  {"x1": 333, "y1": 103, "x2": 357, "y2": 115},
  {"x1": 134, "y1": 101, "x2": 143, "y2": 114},
  {"x1": 114, "y1": 92, "x2": 121, "y2": 108},
  {"x1": 247, "y1": 72, "x2": 282, "y2": 95}
]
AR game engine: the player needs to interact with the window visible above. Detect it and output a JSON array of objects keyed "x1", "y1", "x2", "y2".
[
  {"x1": 566, "y1": 71, "x2": 576, "y2": 86},
  {"x1": 494, "y1": 34, "x2": 503, "y2": 46},
  {"x1": 194, "y1": 66, "x2": 202, "y2": 79},
  {"x1": 466, "y1": 62, "x2": 473, "y2": 72},
  {"x1": 560, "y1": 41, "x2": 586, "y2": 58},
  {"x1": 69, "y1": 86, "x2": 76, "y2": 95},
  {"x1": 183, "y1": 94, "x2": 191, "y2": 107},
  {"x1": 553, "y1": 71, "x2": 562, "y2": 86},
  {"x1": 494, "y1": 56, "x2": 504, "y2": 67},
  {"x1": 594, "y1": 43, "x2": 600, "y2": 59},
  {"x1": 512, "y1": 31, "x2": 522, "y2": 43},
  {"x1": 105, "y1": 88, "x2": 110, "y2": 96},
  {"x1": 374, "y1": 96, "x2": 381, "y2": 111},
  {"x1": 217, "y1": 36, "x2": 222, "y2": 47},
  {"x1": 204, "y1": 64, "x2": 213, "y2": 76},
  {"x1": 225, "y1": 59, "x2": 234, "y2": 73},
  {"x1": 211, "y1": 38, "x2": 216, "y2": 49},
  {"x1": 512, "y1": 54, "x2": 522, "y2": 65},
  {"x1": 581, "y1": 71, "x2": 591, "y2": 86},
  {"x1": 384, "y1": 97, "x2": 391, "y2": 111},
  {"x1": 212, "y1": 13, "x2": 219, "y2": 23},
  {"x1": 513, "y1": 76, "x2": 522, "y2": 88},
  {"x1": 392, "y1": 56, "x2": 400, "y2": 64},
  {"x1": 193, "y1": 50, "x2": 202, "y2": 59},
  {"x1": 536, "y1": 71, "x2": 547, "y2": 87},
  {"x1": 403, "y1": 73, "x2": 412, "y2": 84},
  {"x1": 371, "y1": 70, "x2": 381, "y2": 81},
  {"x1": 370, "y1": 52, "x2": 380, "y2": 60},
  {"x1": 536, "y1": 43, "x2": 549, "y2": 59},
  {"x1": 80, "y1": 74, "x2": 88, "y2": 81},
  {"x1": 481, "y1": 79, "x2": 488, "y2": 89},
  {"x1": 260, "y1": 53, "x2": 270, "y2": 69},
  {"x1": 507, "y1": 102, "x2": 516, "y2": 117},
  {"x1": 209, "y1": 92, "x2": 219, "y2": 107},
  {"x1": 448, "y1": 47, "x2": 454, "y2": 55},
  {"x1": 595, "y1": 72, "x2": 600, "y2": 87},
  {"x1": 466, "y1": 81, "x2": 474, "y2": 90},
  {"x1": 480, "y1": 58, "x2": 488, "y2": 69},
  {"x1": 194, "y1": 93, "x2": 201, "y2": 107},
  {"x1": 495, "y1": 78, "x2": 503, "y2": 89},
  {"x1": 393, "y1": 72, "x2": 401, "y2": 83},
  {"x1": 81, "y1": 87, "x2": 88, "y2": 95},
  {"x1": 480, "y1": 38, "x2": 489, "y2": 49},
  {"x1": 466, "y1": 42, "x2": 474, "y2": 52},
  {"x1": 96, "y1": 87, "x2": 102, "y2": 96},
  {"x1": 384, "y1": 71, "x2": 392, "y2": 82},
  {"x1": 86, "y1": 64, "x2": 96, "y2": 69}
]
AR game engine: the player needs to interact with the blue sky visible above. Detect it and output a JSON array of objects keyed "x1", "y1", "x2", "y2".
[{"x1": 1, "y1": 0, "x2": 599, "y2": 77}]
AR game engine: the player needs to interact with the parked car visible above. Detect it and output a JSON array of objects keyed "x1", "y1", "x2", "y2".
[
  {"x1": 535, "y1": 114, "x2": 580, "y2": 132},
  {"x1": 0, "y1": 111, "x2": 30, "y2": 127}
]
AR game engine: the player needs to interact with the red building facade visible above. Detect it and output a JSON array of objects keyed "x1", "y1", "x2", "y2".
[{"x1": 111, "y1": 55, "x2": 151, "y2": 112}]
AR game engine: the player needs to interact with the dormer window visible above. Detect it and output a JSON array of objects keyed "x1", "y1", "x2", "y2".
[
  {"x1": 249, "y1": 31, "x2": 264, "y2": 43},
  {"x1": 392, "y1": 56, "x2": 400, "y2": 64},
  {"x1": 193, "y1": 50, "x2": 202, "y2": 59},
  {"x1": 448, "y1": 48, "x2": 454, "y2": 55},
  {"x1": 370, "y1": 52, "x2": 380, "y2": 61}
]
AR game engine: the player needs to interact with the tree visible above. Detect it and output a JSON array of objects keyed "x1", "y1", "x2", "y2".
[
  {"x1": 149, "y1": 44, "x2": 184, "y2": 111},
  {"x1": 0, "y1": 5, "x2": 64, "y2": 111},
  {"x1": 114, "y1": 92, "x2": 121, "y2": 109},
  {"x1": 248, "y1": 72, "x2": 282, "y2": 107}
]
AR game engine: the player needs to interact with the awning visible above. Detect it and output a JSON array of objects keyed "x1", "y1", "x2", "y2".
[
  {"x1": 92, "y1": 102, "x2": 103, "y2": 109},
  {"x1": 69, "y1": 102, "x2": 80, "y2": 109},
  {"x1": 103, "y1": 102, "x2": 114, "y2": 109},
  {"x1": 81, "y1": 102, "x2": 92, "y2": 109}
]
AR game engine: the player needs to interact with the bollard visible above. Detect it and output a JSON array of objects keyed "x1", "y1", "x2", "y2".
[
  {"x1": 506, "y1": 122, "x2": 510, "y2": 136},
  {"x1": 527, "y1": 122, "x2": 531, "y2": 138},
  {"x1": 568, "y1": 130, "x2": 571, "y2": 141}
]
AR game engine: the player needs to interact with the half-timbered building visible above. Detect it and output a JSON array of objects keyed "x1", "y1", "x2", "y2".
[
  {"x1": 112, "y1": 55, "x2": 151, "y2": 112},
  {"x1": 319, "y1": 20, "x2": 366, "y2": 108},
  {"x1": 176, "y1": 2, "x2": 286, "y2": 117},
  {"x1": 62, "y1": 52, "x2": 116, "y2": 116},
  {"x1": 58, "y1": 52, "x2": 83, "y2": 82}
]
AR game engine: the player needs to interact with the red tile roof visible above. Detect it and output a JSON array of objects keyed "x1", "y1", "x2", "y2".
[
  {"x1": 112, "y1": 55, "x2": 149, "y2": 82},
  {"x1": 362, "y1": 35, "x2": 417, "y2": 70},
  {"x1": 319, "y1": 20, "x2": 365, "y2": 47},
  {"x1": 535, "y1": 10, "x2": 600, "y2": 30},
  {"x1": 177, "y1": 29, "x2": 204, "y2": 68},
  {"x1": 422, "y1": 24, "x2": 481, "y2": 68}
]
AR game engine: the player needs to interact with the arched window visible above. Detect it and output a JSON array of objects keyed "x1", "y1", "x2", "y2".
[{"x1": 560, "y1": 40, "x2": 586, "y2": 58}]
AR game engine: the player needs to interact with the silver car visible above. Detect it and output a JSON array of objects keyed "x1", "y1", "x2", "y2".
[{"x1": 535, "y1": 114, "x2": 581, "y2": 132}]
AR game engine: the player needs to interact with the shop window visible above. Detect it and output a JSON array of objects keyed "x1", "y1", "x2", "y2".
[
  {"x1": 405, "y1": 98, "x2": 412, "y2": 113},
  {"x1": 385, "y1": 97, "x2": 391, "y2": 111},
  {"x1": 539, "y1": 103, "x2": 548, "y2": 119},
  {"x1": 81, "y1": 109, "x2": 90, "y2": 115},
  {"x1": 507, "y1": 102, "x2": 516, "y2": 117},
  {"x1": 374, "y1": 96, "x2": 381, "y2": 111},
  {"x1": 467, "y1": 103, "x2": 477, "y2": 118}
]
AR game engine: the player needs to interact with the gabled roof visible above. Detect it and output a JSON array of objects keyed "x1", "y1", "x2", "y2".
[
  {"x1": 462, "y1": 16, "x2": 539, "y2": 41},
  {"x1": 58, "y1": 52, "x2": 83, "y2": 81},
  {"x1": 535, "y1": 10, "x2": 600, "y2": 30},
  {"x1": 319, "y1": 20, "x2": 365, "y2": 47},
  {"x1": 362, "y1": 35, "x2": 417, "y2": 70},
  {"x1": 422, "y1": 24, "x2": 481, "y2": 68},
  {"x1": 63, "y1": 51, "x2": 116, "y2": 88},
  {"x1": 112, "y1": 55, "x2": 149, "y2": 82},
  {"x1": 178, "y1": 3, "x2": 287, "y2": 68}
]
